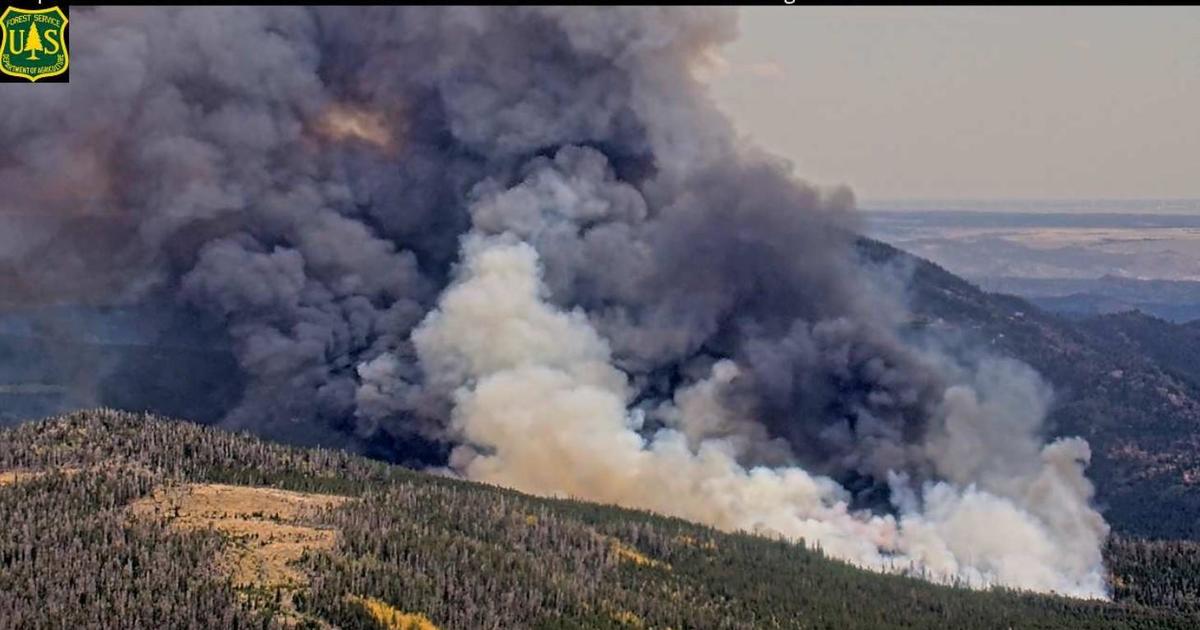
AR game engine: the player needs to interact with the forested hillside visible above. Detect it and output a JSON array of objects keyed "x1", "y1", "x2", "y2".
[
  {"x1": 1075, "y1": 313, "x2": 1200, "y2": 391},
  {"x1": 0, "y1": 410, "x2": 1196, "y2": 629},
  {"x1": 858, "y1": 239, "x2": 1200, "y2": 540}
]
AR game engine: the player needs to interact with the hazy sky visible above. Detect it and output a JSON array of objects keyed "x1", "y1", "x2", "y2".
[{"x1": 708, "y1": 7, "x2": 1200, "y2": 202}]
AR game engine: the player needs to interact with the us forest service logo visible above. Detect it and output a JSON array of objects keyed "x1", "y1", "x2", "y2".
[{"x1": 1, "y1": 4, "x2": 68, "y2": 82}]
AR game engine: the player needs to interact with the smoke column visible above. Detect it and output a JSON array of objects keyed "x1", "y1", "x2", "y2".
[
  {"x1": 412, "y1": 235, "x2": 1107, "y2": 596},
  {"x1": 0, "y1": 7, "x2": 1108, "y2": 595}
]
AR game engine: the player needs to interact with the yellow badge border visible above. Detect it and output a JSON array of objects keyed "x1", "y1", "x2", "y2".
[{"x1": 0, "y1": 5, "x2": 69, "y2": 83}]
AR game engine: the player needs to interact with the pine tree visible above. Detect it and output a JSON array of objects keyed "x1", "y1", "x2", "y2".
[{"x1": 25, "y1": 23, "x2": 44, "y2": 61}]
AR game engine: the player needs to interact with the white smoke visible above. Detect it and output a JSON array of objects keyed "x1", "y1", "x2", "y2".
[{"x1": 408, "y1": 234, "x2": 1109, "y2": 598}]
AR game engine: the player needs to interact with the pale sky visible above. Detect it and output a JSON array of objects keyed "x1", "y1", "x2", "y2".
[{"x1": 708, "y1": 7, "x2": 1200, "y2": 202}]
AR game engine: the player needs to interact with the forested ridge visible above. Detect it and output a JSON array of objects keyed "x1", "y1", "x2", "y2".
[
  {"x1": 858, "y1": 238, "x2": 1200, "y2": 540},
  {"x1": 0, "y1": 409, "x2": 1196, "y2": 629}
]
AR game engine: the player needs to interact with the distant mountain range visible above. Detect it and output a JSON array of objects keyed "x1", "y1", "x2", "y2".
[{"x1": 978, "y1": 276, "x2": 1200, "y2": 323}]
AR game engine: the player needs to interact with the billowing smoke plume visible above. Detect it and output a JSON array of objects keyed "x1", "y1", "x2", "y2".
[
  {"x1": 411, "y1": 235, "x2": 1107, "y2": 596},
  {"x1": 0, "y1": 7, "x2": 1107, "y2": 594}
]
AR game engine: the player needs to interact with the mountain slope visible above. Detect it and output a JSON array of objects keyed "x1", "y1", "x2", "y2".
[
  {"x1": 1074, "y1": 312, "x2": 1200, "y2": 389},
  {"x1": 859, "y1": 239, "x2": 1200, "y2": 540},
  {"x1": 0, "y1": 410, "x2": 1196, "y2": 629}
]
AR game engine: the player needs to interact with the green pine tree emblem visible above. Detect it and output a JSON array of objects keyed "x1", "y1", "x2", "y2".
[{"x1": 1, "y1": 5, "x2": 69, "y2": 82}]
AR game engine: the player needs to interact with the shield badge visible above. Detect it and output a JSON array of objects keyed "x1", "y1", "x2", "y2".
[{"x1": 1, "y1": 5, "x2": 68, "y2": 82}]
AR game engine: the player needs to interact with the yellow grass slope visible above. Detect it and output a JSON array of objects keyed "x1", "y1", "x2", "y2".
[
  {"x1": 130, "y1": 482, "x2": 348, "y2": 589},
  {"x1": 347, "y1": 595, "x2": 439, "y2": 630}
]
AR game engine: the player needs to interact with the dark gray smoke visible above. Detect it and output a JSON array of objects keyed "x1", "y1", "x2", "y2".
[{"x1": 0, "y1": 7, "x2": 1107, "y2": 594}]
